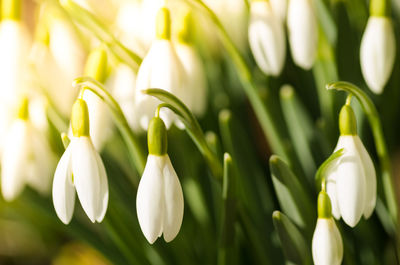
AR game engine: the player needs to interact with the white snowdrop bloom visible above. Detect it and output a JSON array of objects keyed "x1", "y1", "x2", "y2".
[
  {"x1": 53, "y1": 99, "x2": 109, "y2": 224},
  {"x1": 48, "y1": 16, "x2": 86, "y2": 116},
  {"x1": 312, "y1": 191, "x2": 343, "y2": 265},
  {"x1": 111, "y1": 64, "x2": 139, "y2": 131},
  {"x1": 360, "y1": 16, "x2": 395, "y2": 94},
  {"x1": 175, "y1": 12, "x2": 207, "y2": 117},
  {"x1": 248, "y1": 0, "x2": 286, "y2": 76},
  {"x1": 135, "y1": 7, "x2": 186, "y2": 130},
  {"x1": 287, "y1": 0, "x2": 318, "y2": 70},
  {"x1": 326, "y1": 104, "x2": 376, "y2": 227},
  {"x1": 82, "y1": 47, "x2": 111, "y2": 150},
  {"x1": 270, "y1": 0, "x2": 287, "y2": 22},
  {"x1": 137, "y1": 117, "x2": 184, "y2": 244},
  {"x1": 203, "y1": 0, "x2": 248, "y2": 52},
  {"x1": 1, "y1": 98, "x2": 56, "y2": 201}
]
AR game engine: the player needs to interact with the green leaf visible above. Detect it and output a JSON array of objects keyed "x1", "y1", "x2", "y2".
[
  {"x1": 269, "y1": 155, "x2": 314, "y2": 234},
  {"x1": 280, "y1": 85, "x2": 317, "y2": 182},
  {"x1": 272, "y1": 211, "x2": 312, "y2": 265},
  {"x1": 218, "y1": 153, "x2": 237, "y2": 265}
]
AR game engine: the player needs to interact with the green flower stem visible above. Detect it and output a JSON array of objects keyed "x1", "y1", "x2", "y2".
[
  {"x1": 73, "y1": 77, "x2": 146, "y2": 176},
  {"x1": 326, "y1": 81, "x2": 397, "y2": 224},
  {"x1": 185, "y1": 0, "x2": 290, "y2": 162},
  {"x1": 60, "y1": 0, "x2": 141, "y2": 71},
  {"x1": 315, "y1": 148, "x2": 345, "y2": 189},
  {"x1": 143, "y1": 89, "x2": 223, "y2": 179}
]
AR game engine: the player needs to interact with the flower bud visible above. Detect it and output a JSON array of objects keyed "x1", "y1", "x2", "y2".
[
  {"x1": 317, "y1": 190, "x2": 332, "y2": 219},
  {"x1": 148, "y1": 117, "x2": 168, "y2": 156},
  {"x1": 71, "y1": 99, "x2": 90, "y2": 137}
]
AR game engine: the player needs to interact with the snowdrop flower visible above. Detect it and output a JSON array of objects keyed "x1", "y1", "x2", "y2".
[
  {"x1": 82, "y1": 47, "x2": 111, "y2": 150},
  {"x1": 1, "y1": 97, "x2": 57, "y2": 201},
  {"x1": 111, "y1": 63, "x2": 139, "y2": 131},
  {"x1": 135, "y1": 7, "x2": 186, "y2": 130},
  {"x1": 0, "y1": 0, "x2": 31, "y2": 152},
  {"x1": 360, "y1": 1, "x2": 395, "y2": 94},
  {"x1": 326, "y1": 103, "x2": 376, "y2": 227},
  {"x1": 287, "y1": 0, "x2": 318, "y2": 70},
  {"x1": 312, "y1": 190, "x2": 343, "y2": 265},
  {"x1": 48, "y1": 14, "x2": 86, "y2": 116},
  {"x1": 270, "y1": 0, "x2": 287, "y2": 22},
  {"x1": 248, "y1": 0, "x2": 286, "y2": 76},
  {"x1": 136, "y1": 116, "x2": 184, "y2": 244},
  {"x1": 175, "y1": 12, "x2": 207, "y2": 116},
  {"x1": 53, "y1": 99, "x2": 108, "y2": 224}
]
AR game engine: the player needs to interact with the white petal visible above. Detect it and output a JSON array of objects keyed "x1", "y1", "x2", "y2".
[
  {"x1": 94, "y1": 151, "x2": 109, "y2": 222},
  {"x1": 353, "y1": 136, "x2": 376, "y2": 218},
  {"x1": 136, "y1": 155, "x2": 165, "y2": 244},
  {"x1": 325, "y1": 167, "x2": 341, "y2": 220},
  {"x1": 52, "y1": 146, "x2": 75, "y2": 224},
  {"x1": 360, "y1": 17, "x2": 396, "y2": 94},
  {"x1": 1, "y1": 120, "x2": 30, "y2": 201},
  {"x1": 287, "y1": 0, "x2": 318, "y2": 70},
  {"x1": 162, "y1": 156, "x2": 184, "y2": 242},
  {"x1": 312, "y1": 218, "x2": 343, "y2": 265},
  {"x1": 70, "y1": 137, "x2": 101, "y2": 223},
  {"x1": 270, "y1": 0, "x2": 287, "y2": 22},
  {"x1": 249, "y1": 1, "x2": 286, "y2": 76},
  {"x1": 335, "y1": 135, "x2": 366, "y2": 227}
]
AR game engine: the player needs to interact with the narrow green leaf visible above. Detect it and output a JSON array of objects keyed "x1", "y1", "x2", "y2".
[
  {"x1": 272, "y1": 211, "x2": 312, "y2": 265},
  {"x1": 314, "y1": 0, "x2": 337, "y2": 46},
  {"x1": 218, "y1": 153, "x2": 237, "y2": 265},
  {"x1": 280, "y1": 85, "x2": 317, "y2": 182},
  {"x1": 269, "y1": 155, "x2": 314, "y2": 234}
]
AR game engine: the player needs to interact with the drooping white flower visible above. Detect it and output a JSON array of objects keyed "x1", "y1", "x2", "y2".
[
  {"x1": 1, "y1": 98, "x2": 56, "y2": 201},
  {"x1": 360, "y1": 16, "x2": 395, "y2": 94},
  {"x1": 82, "y1": 47, "x2": 112, "y2": 150},
  {"x1": 53, "y1": 99, "x2": 108, "y2": 224},
  {"x1": 248, "y1": 0, "x2": 286, "y2": 76},
  {"x1": 136, "y1": 117, "x2": 184, "y2": 244},
  {"x1": 326, "y1": 104, "x2": 376, "y2": 227},
  {"x1": 135, "y1": 7, "x2": 186, "y2": 130},
  {"x1": 48, "y1": 16, "x2": 86, "y2": 116},
  {"x1": 111, "y1": 63, "x2": 139, "y2": 131},
  {"x1": 270, "y1": 0, "x2": 287, "y2": 22},
  {"x1": 312, "y1": 191, "x2": 343, "y2": 265},
  {"x1": 287, "y1": 0, "x2": 318, "y2": 70},
  {"x1": 175, "y1": 12, "x2": 207, "y2": 117}
]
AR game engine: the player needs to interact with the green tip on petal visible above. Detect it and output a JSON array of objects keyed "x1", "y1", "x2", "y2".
[
  {"x1": 17, "y1": 96, "x2": 29, "y2": 120},
  {"x1": 317, "y1": 190, "x2": 332, "y2": 219},
  {"x1": 71, "y1": 99, "x2": 90, "y2": 137},
  {"x1": 84, "y1": 47, "x2": 108, "y2": 83},
  {"x1": 370, "y1": 0, "x2": 389, "y2": 17},
  {"x1": 2, "y1": 0, "x2": 21, "y2": 21},
  {"x1": 339, "y1": 104, "x2": 357, "y2": 136},
  {"x1": 156, "y1": 7, "x2": 171, "y2": 40},
  {"x1": 177, "y1": 11, "x2": 193, "y2": 44},
  {"x1": 148, "y1": 117, "x2": 168, "y2": 156}
]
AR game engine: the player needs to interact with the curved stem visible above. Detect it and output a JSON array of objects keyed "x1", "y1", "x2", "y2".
[
  {"x1": 326, "y1": 81, "x2": 397, "y2": 223},
  {"x1": 144, "y1": 90, "x2": 222, "y2": 178},
  {"x1": 315, "y1": 148, "x2": 345, "y2": 189},
  {"x1": 74, "y1": 77, "x2": 146, "y2": 175}
]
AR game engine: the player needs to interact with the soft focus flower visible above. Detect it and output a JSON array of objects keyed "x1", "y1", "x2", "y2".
[
  {"x1": 175, "y1": 12, "x2": 207, "y2": 116},
  {"x1": 53, "y1": 99, "x2": 109, "y2": 224},
  {"x1": 326, "y1": 104, "x2": 376, "y2": 227},
  {"x1": 82, "y1": 47, "x2": 112, "y2": 150},
  {"x1": 1, "y1": 97, "x2": 56, "y2": 201},
  {"x1": 312, "y1": 191, "x2": 343, "y2": 265},
  {"x1": 287, "y1": 0, "x2": 318, "y2": 70},
  {"x1": 135, "y1": 7, "x2": 186, "y2": 130},
  {"x1": 270, "y1": 0, "x2": 287, "y2": 22},
  {"x1": 248, "y1": 0, "x2": 286, "y2": 76},
  {"x1": 360, "y1": 16, "x2": 395, "y2": 94},
  {"x1": 136, "y1": 116, "x2": 184, "y2": 244}
]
